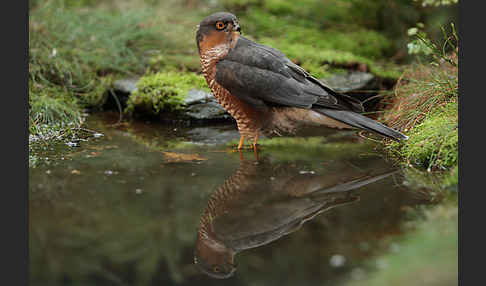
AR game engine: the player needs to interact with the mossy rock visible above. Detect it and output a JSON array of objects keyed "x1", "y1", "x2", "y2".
[{"x1": 125, "y1": 71, "x2": 209, "y2": 117}]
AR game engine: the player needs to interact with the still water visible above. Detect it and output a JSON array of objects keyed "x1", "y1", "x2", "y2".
[{"x1": 29, "y1": 112, "x2": 440, "y2": 286}]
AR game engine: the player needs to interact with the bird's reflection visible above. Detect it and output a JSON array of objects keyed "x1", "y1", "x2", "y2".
[{"x1": 194, "y1": 156, "x2": 398, "y2": 279}]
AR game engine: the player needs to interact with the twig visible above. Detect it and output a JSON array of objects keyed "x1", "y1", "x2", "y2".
[{"x1": 109, "y1": 88, "x2": 123, "y2": 124}]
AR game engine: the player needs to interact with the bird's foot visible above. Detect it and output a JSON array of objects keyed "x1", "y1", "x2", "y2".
[
  {"x1": 235, "y1": 146, "x2": 259, "y2": 161},
  {"x1": 232, "y1": 143, "x2": 262, "y2": 151}
]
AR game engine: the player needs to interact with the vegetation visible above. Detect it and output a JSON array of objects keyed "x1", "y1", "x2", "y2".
[
  {"x1": 381, "y1": 22, "x2": 458, "y2": 172},
  {"x1": 28, "y1": 0, "x2": 165, "y2": 157},
  {"x1": 29, "y1": 0, "x2": 456, "y2": 137},
  {"x1": 358, "y1": 6, "x2": 458, "y2": 284},
  {"x1": 221, "y1": 0, "x2": 406, "y2": 79},
  {"x1": 125, "y1": 72, "x2": 209, "y2": 117},
  {"x1": 29, "y1": 1, "x2": 459, "y2": 285}
]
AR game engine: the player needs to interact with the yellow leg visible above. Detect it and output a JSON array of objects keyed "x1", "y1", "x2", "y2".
[
  {"x1": 238, "y1": 135, "x2": 245, "y2": 150},
  {"x1": 253, "y1": 130, "x2": 259, "y2": 149}
]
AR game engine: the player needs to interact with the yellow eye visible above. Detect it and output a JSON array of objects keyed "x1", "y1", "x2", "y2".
[
  {"x1": 215, "y1": 21, "x2": 226, "y2": 30},
  {"x1": 213, "y1": 266, "x2": 220, "y2": 273}
]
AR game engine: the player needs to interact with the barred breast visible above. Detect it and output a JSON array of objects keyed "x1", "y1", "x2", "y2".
[{"x1": 200, "y1": 45, "x2": 262, "y2": 138}]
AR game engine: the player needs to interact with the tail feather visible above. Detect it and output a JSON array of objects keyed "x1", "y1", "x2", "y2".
[{"x1": 315, "y1": 109, "x2": 409, "y2": 141}]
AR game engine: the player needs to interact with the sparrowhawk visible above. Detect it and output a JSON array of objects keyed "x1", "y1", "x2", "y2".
[{"x1": 196, "y1": 12, "x2": 408, "y2": 150}]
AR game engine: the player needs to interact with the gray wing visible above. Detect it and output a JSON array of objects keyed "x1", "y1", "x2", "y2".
[{"x1": 215, "y1": 37, "x2": 364, "y2": 112}]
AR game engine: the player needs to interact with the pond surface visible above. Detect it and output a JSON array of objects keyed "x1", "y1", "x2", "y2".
[{"x1": 29, "y1": 112, "x2": 441, "y2": 286}]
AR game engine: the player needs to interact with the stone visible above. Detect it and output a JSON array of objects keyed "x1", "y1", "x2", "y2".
[
  {"x1": 321, "y1": 72, "x2": 376, "y2": 93},
  {"x1": 321, "y1": 71, "x2": 379, "y2": 106},
  {"x1": 113, "y1": 78, "x2": 139, "y2": 94},
  {"x1": 104, "y1": 78, "x2": 140, "y2": 110},
  {"x1": 184, "y1": 101, "x2": 232, "y2": 122},
  {"x1": 184, "y1": 89, "x2": 213, "y2": 105}
]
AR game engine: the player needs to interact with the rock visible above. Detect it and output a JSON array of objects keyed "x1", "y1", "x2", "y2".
[
  {"x1": 113, "y1": 78, "x2": 139, "y2": 94},
  {"x1": 184, "y1": 89, "x2": 213, "y2": 105},
  {"x1": 321, "y1": 71, "x2": 376, "y2": 94},
  {"x1": 322, "y1": 71, "x2": 377, "y2": 100},
  {"x1": 106, "y1": 79, "x2": 232, "y2": 123},
  {"x1": 183, "y1": 89, "x2": 231, "y2": 122},
  {"x1": 321, "y1": 71, "x2": 381, "y2": 109},
  {"x1": 185, "y1": 101, "x2": 232, "y2": 122},
  {"x1": 104, "y1": 78, "x2": 140, "y2": 110}
]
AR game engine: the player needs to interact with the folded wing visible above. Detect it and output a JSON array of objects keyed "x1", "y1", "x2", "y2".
[{"x1": 215, "y1": 36, "x2": 364, "y2": 112}]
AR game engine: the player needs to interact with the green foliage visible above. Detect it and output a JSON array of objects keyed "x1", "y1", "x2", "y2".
[
  {"x1": 29, "y1": 82, "x2": 85, "y2": 167},
  {"x1": 125, "y1": 72, "x2": 209, "y2": 116},
  {"x1": 30, "y1": 0, "x2": 103, "y2": 9},
  {"x1": 224, "y1": 0, "x2": 425, "y2": 57},
  {"x1": 382, "y1": 23, "x2": 458, "y2": 171},
  {"x1": 28, "y1": 0, "x2": 171, "y2": 167},
  {"x1": 393, "y1": 102, "x2": 457, "y2": 170},
  {"x1": 407, "y1": 22, "x2": 458, "y2": 68},
  {"x1": 29, "y1": 83, "x2": 81, "y2": 129},
  {"x1": 237, "y1": 5, "x2": 392, "y2": 59},
  {"x1": 29, "y1": 0, "x2": 167, "y2": 149},
  {"x1": 415, "y1": 0, "x2": 458, "y2": 7},
  {"x1": 29, "y1": 1, "x2": 163, "y2": 89},
  {"x1": 28, "y1": 0, "x2": 458, "y2": 169}
]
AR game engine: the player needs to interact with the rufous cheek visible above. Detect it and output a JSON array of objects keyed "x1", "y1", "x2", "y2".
[{"x1": 199, "y1": 30, "x2": 231, "y2": 54}]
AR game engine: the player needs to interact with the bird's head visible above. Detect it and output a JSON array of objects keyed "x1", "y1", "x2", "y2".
[
  {"x1": 194, "y1": 233, "x2": 237, "y2": 279},
  {"x1": 196, "y1": 12, "x2": 241, "y2": 55}
]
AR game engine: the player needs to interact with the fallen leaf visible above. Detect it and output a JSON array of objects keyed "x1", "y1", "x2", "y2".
[{"x1": 162, "y1": 152, "x2": 207, "y2": 163}]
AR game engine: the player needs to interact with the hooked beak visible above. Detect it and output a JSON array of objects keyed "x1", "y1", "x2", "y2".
[{"x1": 233, "y1": 22, "x2": 241, "y2": 34}]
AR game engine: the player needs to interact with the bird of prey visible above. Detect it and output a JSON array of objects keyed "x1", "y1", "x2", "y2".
[
  {"x1": 196, "y1": 12, "x2": 408, "y2": 150},
  {"x1": 193, "y1": 157, "x2": 398, "y2": 279}
]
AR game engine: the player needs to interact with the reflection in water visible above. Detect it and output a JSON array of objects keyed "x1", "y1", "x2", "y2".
[
  {"x1": 29, "y1": 115, "x2": 448, "y2": 285},
  {"x1": 194, "y1": 157, "x2": 398, "y2": 279}
]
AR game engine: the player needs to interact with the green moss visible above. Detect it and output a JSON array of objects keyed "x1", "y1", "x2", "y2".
[
  {"x1": 389, "y1": 101, "x2": 457, "y2": 170},
  {"x1": 125, "y1": 71, "x2": 209, "y2": 116},
  {"x1": 251, "y1": 25, "x2": 398, "y2": 80},
  {"x1": 148, "y1": 54, "x2": 202, "y2": 73},
  {"x1": 241, "y1": 8, "x2": 392, "y2": 58}
]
